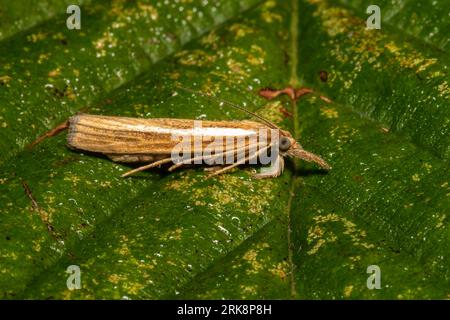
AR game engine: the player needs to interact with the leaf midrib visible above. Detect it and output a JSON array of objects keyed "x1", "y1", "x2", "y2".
[{"x1": 287, "y1": 0, "x2": 300, "y2": 299}]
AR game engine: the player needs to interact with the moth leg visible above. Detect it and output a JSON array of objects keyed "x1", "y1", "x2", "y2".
[
  {"x1": 167, "y1": 152, "x2": 221, "y2": 172},
  {"x1": 204, "y1": 165, "x2": 227, "y2": 172},
  {"x1": 208, "y1": 144, "x2": 271, "y2": 178},
  {"x1": 213, "y1": 141, "x2": 261, "y2": 167},
  {"x1": 167, "y1": 142, "x2": 259, "y2": 172},
  {"x1": 167, "y1": 152, "x2": 220, "y2": 172},
  {"x1": 253, "y1": 155, "x2": 284, "y2": 179},
  {"x1": 121, "y1": 157, "x2": 173, "y2": 177}
]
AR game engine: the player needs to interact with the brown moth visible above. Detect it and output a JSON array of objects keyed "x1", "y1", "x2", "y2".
[{"x1": 67, "y1": 88, "x2": 330, "y2": 178}]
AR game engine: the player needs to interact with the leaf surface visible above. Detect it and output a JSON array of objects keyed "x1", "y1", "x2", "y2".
[{"x1": 0, "y1": 0, "x2": 448, "y2": 299}]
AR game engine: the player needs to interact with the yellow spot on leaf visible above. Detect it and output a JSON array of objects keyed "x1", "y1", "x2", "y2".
[
  {"x1": 384, "y1": 42, "x2": 400, "y2": 54},
  {"x1": 175, "y1": 49, "x2": 216, "y2": 67},
  {"x1": 344, "y1": 285, "x2": 353, "y2": 298},
  {"x1": 200, "y1": 30, "x2": 219, "y2": 47},
  {"x1": 108, "y1": 273, "x2": 123, "y2": 284},
  {"x1": 64, "y1": 174, "x2": 80, "y2": 186},
  {"x1": 0, "y1": 75, "x2": 12, "y2": 84},
  {"x1": 435, "y1": 214, "x2": 446, "y2": 229},
  {"x1": 269, "y1": 261, "x2": 289, "y2": 280},
  {"x1": 260, "y1": 1, "x2": 282, "y2": 24},
  {"x1": 242, "y1": 243, "x2": 270, "y2": 275},
  {"x1": 348, "y1": 256, "x2": 361, "y2": 270},
  {"x1": 243, "y1": 249, "x2": 263, "y2": 274},
  {"x1": 166, "y1": 174, "x2": 275, "y2": 216},
  {"x1": 240, "y1": 285, "x2": 257, "y2": 295},
  {"x1": 27, "y1": 32, "x2": 47, "y2": 43},
  {"x1": 48, "y1": 68, "x2": 61, "y2": 78},
  {"x1": 227, "y1": 58, "x2": 246, "y2": 76},
  {"x1": 438, "y1": 81, "x2": 450, "y2": 99},
  {"x1": 159, "y1": 228, "x2": 183, "y2": 241},
  {"x1": 137, "y1": 2, "x2": 158, "y2": 20},
  {"x1": 38, "y1": 53, "x2": 50, "y2": 64},
  {"x1": 93, "y1": 32, "x2": 118, "y2": 57},
  {"x1": 229, "y1": 23, "x2": 255, "y2": 39},
  {"x1": 100, "y1": 181, "x2": 112, "y2": 188},
  {"x1": 422, "y1": 162, "x2": 432, "y2": 173},
  {"x1": 307, "y1": 213, "x2": 374, "y2": 255},
  {"x1": 320, "y1": 106, "x2": 339, "y2": 119}
]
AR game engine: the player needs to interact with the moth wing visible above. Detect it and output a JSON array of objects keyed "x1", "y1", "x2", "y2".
[{"x1": 67, "y1": 114, "x2": 176, "y2": 154}]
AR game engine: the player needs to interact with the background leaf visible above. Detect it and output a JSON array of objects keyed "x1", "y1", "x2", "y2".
[
  {"x1": 0, "y1": 0, "x2": 448, "y2": 299},
  {"x1": 0, "y1": 0, "x2": 92, "y2": 41}
]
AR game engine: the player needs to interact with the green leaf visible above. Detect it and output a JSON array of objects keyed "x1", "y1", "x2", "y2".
[
  {"x1": 0, "y1": 0, "x2": 448, "y2": 300},
  {"x1": 0, "y1": 0, "x2": 92, "y2": 41}
]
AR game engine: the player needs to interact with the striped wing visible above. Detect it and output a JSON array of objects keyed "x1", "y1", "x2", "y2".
[{"x1": 67, "y1": 114, "x2": 268, "y2": 156}]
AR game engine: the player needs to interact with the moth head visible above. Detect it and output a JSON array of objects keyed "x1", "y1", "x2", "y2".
[
  {"x1": 279, "y1": 131, "x2": 331, "y2": 170},
  {"x1": 277, "y1": 131, "x2": 295, "y2": 153}
]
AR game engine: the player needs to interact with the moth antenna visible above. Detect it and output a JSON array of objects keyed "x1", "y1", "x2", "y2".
[{"x1": 175, "y1": 85, "x2": 280, "y2": 130}]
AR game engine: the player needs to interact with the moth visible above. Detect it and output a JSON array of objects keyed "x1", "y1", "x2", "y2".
[{"x1": 67, "y1": 88, "x2": 330, "y2": 178}]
